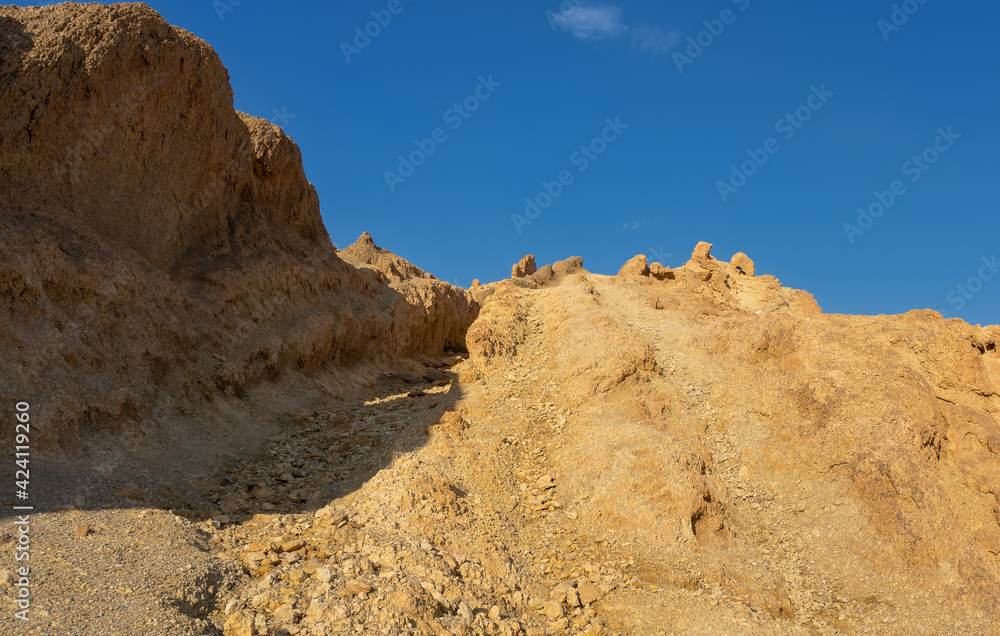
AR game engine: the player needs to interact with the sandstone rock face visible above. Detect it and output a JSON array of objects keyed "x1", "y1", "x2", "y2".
[
  {"x1": 730, "y1": 251, "x2": 756, "y2": 276},
  {"x1": 617, "y1": 254, "x2": 650, "y2": 277},
  {"x1": 0, "y1": 5, "x2": 477, "y2": 465},
  {"x1": 339, "y1": 232, "x2": 480, "y2": 358},
  {"x1": 0, "y1": 4, "x2": 322, "y2": 271},
  {"x1": 511, "y1": 254, "x2": 537, "y2": 279}
]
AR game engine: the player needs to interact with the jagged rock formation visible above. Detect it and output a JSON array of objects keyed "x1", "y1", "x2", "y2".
[
  {"x1": 0, "y1": 4, "x2": 477, "y2": 462},
  {"x1": 608, "y1": 244, "x2": 818, "y2": 315},
  {"x1": 511, "y1": 255, "x2": 537, "y2": 279},
  {"x1": 678, "y1": 243, "x2": 821, "y2": 314}
]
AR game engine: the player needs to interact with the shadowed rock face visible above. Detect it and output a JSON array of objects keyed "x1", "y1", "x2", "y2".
[
  {"x1": 0, "y1": 3, "x2": 325, "y2": 270},
  {"x1": 0, "y1": 4, "x2": 477, "y2": 462}
]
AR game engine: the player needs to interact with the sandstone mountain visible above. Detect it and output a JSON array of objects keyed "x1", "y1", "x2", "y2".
[{"x1": 1, "y1": 4, "x2": 999, "y2": 636}]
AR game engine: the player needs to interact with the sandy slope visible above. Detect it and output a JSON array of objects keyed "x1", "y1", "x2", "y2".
[{"x1": 158, "y1": 257, "x2": 996, "y2": 635}]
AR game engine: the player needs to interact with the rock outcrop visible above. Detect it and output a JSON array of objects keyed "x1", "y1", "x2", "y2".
[
  {"x1": 532, "y1": 256, "x2": 585, "y2": 287},
  {"x1": 730, "y1": 251, "x2": 756, "y2": 277},
  {"x1": 0, "y1": 4, "x2": 477, "y2": 465},
  {"x1": 665, "y1": 242, "x2": 822, "y2": 314},
  {"x1": 339, "y1": 232, "x2": 479, "y2": 358},
  {"x1": 511, "y1": 254, "x2": 537, "y2": 279},
  {"x1": 340, "y1": 231, "x2": 432, "y2": 282},
  {"x1": 617, "y1": 254, "x2": 650, "y2": 277}
]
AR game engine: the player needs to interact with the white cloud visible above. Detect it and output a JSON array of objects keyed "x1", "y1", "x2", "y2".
[
  {"x1": 549, "y1": 3, "x2": 680, "y2": 56},
  {"x1": 549, "y1": 4, "x2": 628, "y2": 41},
  {"x1": 631, "y1": 25, "x2": 682, "y2": 55}
]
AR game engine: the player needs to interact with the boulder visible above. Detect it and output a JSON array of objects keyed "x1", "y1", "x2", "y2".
[
  {"x1": 578, "y1": 584, "x2": 604, "y2": 605},
  {"x1": 531, "y1": 264, "x2": 554, "y2": 286},
  {"x1": 552, "y1": 256, "x2": 584, "y2": 277},
  {"x1": 223, "y1": 611, "x2": 254, "y2": 636},
  {"x1": 649, "y1": 262, "x2": 673, "y2": 281},
  {"x1": 617, "y1": 254, "x2": 650, "y2": 277}
]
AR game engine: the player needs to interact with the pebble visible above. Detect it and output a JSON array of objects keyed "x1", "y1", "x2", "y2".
[
  {"x1": 316, "y1": 567, "x2": 334, "y2": 583},
  {"x1": 543, "y1": 600, "x2": 564, "y2": 619},
  {"x1": 578, "y1": 583, "x2": 604, "y2": 605},
  {"x1": 315, "y1": 506, "x2": 349, "y2": 525},
  {"x1": 281, "y1": 539, "x2": 305, "y2": 553},
  {"x1": 344, "y1": 579, "x2": 372, "y2": 596},
  {"x1": 536, "y1": 475, "x2": 556, "y2": 490}
]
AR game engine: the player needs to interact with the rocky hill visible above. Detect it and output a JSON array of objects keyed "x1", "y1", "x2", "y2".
[
  {"x1": 0, "y1": 3, "x2": 476, "y2": 481},
  {"x1": 0, "y1": 4, "x2": 998, "y2": 636}
]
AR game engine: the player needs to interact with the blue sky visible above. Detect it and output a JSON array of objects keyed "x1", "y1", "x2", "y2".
[{"x1": 27, "y1": 1, "x2": 1000, "y2": 325}]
